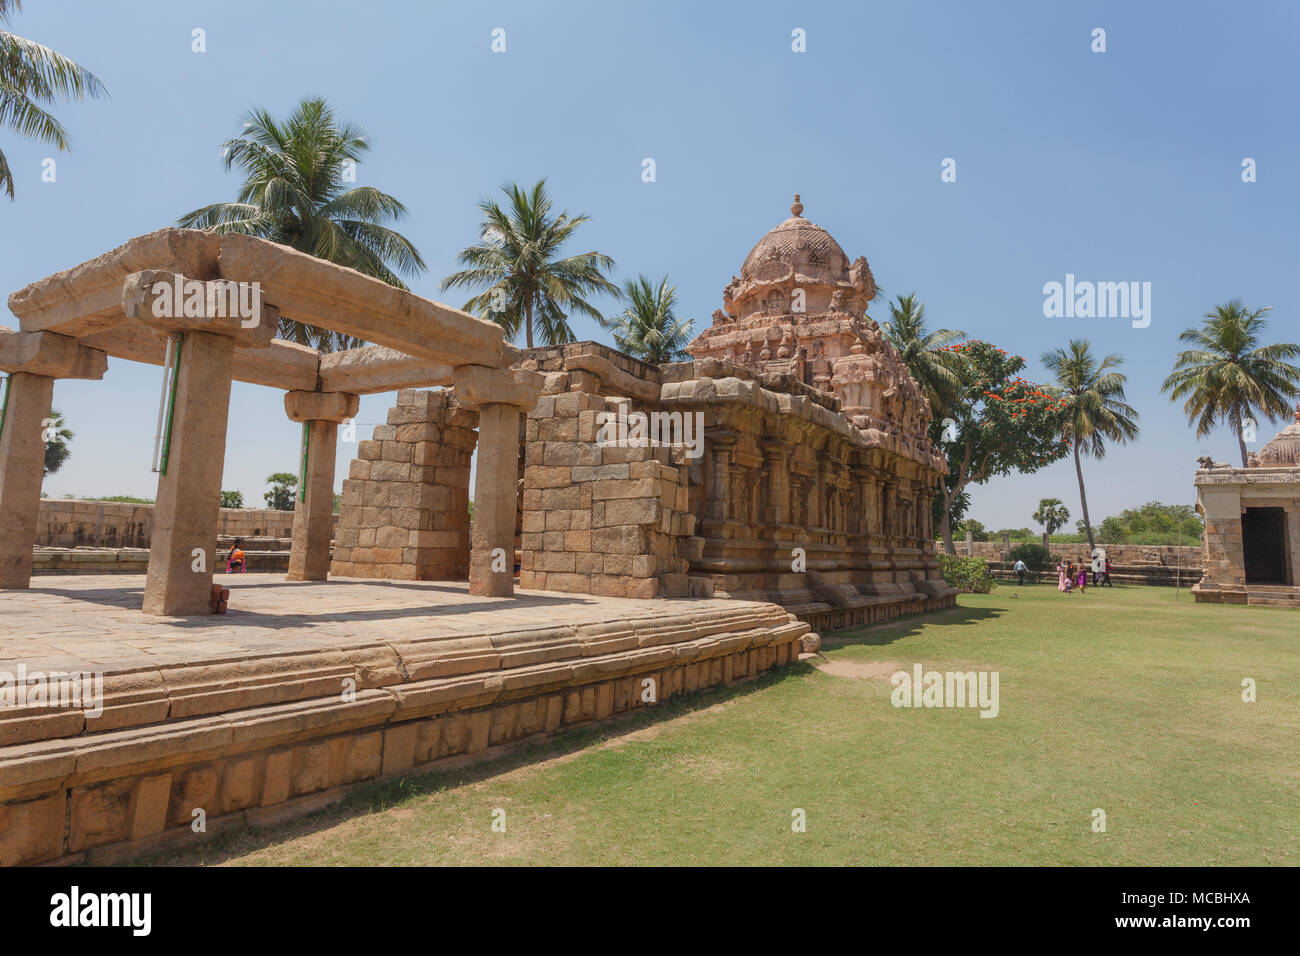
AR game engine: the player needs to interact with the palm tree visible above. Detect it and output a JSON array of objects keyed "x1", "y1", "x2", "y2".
[
  {"x1": 42, "y1": 407, "x2": 72, "y2": 476},
  {"x1": 599, "y1": 275, "x2": 693, "y2": 364},
  {"x1": 880, "y1": 293, "x2": 966, "y2": 418},
  {"x1": 1041, "y1": 340, "x2": 1140, "y2": 550},
  {"x1": 442, "y1": 180, "x2": 618, "y2": 349},
  {"x1": 1162, "y1": 301, "x2": 1300, "y2": 467},
  {"x1": 178, "y1": 97, "x2": 425, "y2": 351},
  {"x1": 0, "y1": 0, "x2": 106, "y2": 199}
]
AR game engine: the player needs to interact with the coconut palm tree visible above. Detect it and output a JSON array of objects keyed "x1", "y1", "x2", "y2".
[
  {"x1": 1162, "y1": 301, "x2": 1300, "y2": 467},
  {"x1": 441, "y1": 179, "x2": 618, "y2": 349},
  {"x1": 0, "y1": 0, "x2": 106, "y2": 199},
  {"x1": 599, "y1": 275, "x2": 693, "y2": 364},
  {"x1": 178, "y1": 97, "x2": 425, "y2": 351},
  {"x1": 41, "y1": 407, "x2": 72, "y2": 476},
  {"x1": 1041, "y1": 339, "x2": 1140, "y2": 550},
  {"x1": 880, "y1": 293, "x2": 966, "y2": 418}
]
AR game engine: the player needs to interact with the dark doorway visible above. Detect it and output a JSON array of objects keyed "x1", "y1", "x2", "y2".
[{"x1": 1241, "y1": 507, "x2": 1289, "y2": 584}]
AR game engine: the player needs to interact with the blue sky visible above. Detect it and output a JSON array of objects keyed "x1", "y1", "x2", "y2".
[{"x1": 3, "y1": 0, "x2": 1297, "y2": 531}]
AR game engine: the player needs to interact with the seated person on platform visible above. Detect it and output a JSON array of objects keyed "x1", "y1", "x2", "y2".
[{"x1": 227, "y1": 539, "x2": 247, "y2": 574}]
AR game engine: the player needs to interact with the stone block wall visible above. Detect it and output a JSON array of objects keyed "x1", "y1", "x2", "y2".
[
  {"x1": 331, "y1": 389, "x2": 478, "y2": 580},
  {"x1": 34, "y1": 499, "x2": 309, "y2": 549},
  {"x1": 0, "y1": 602, "x2": 808, "y2": 865},
  {"x1": 517, "y1": 391, "x2": 696, "y2": 598}
]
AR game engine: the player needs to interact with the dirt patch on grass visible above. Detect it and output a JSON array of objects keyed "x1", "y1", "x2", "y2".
[{"x1": 815, "y1": 659, "x2": 902, "y2": 680}]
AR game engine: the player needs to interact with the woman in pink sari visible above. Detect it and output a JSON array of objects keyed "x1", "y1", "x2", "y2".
[{"x1": 1057, "y1": 561, "x2": 1069, "y2": 592}]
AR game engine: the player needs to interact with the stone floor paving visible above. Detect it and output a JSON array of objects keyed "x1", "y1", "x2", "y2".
[{"x1": 0, "y1": 574, "x2": 763, "y2": 673}]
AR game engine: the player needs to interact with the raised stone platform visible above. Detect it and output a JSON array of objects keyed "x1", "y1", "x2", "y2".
[{"x1": 0, "y1": 574, "x2": 813, "y2": 865}]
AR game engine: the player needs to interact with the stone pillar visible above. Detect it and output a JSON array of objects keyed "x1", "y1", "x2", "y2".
[
  {"x1": 705, "y1": 431, "x2": 736, "y2": 521},
  {"x1": 143, "y1": 332, "x2": 235, "y2": 616},
  {"x1": 453, "y1": 365, "x2": 543, "y2": 598},
  {"x1": 0, "y1": 373, "x2": 54, "y2": 588},
  {"x1": 0, "y1": 330, "x2": 107, "y2": 589},
  {"x1": 882, "y1": 479, "x2": 898, "y2": 538},
  {"x1": 470, "y1": 402, "x2": 522, "y2": 597},
  {"x1": 760, "y1": 440, "x2": 791, "y2": 525},
  {"x1": 284, "y1": 390, "x2": 359, "y2": 582}
]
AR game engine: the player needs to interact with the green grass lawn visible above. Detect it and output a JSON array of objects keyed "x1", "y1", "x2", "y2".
[{"x1": 142, "y1": 584, "x2": 1298, "y2": 866}]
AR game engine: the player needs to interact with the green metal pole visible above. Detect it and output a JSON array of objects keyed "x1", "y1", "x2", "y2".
[
  {"x1": 0, "y1": 374, "x2": 10, "y2": 443},
  {"x1": 298, "y1": 420, "x2": 310, "y2": 503},
  {"x1": 159, "y1": 334, "x2": 183, "y2": 477}
]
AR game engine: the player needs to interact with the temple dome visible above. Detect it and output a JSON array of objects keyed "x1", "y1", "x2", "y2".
[
  {"x1": 739, "y1": 194, "x2": 851, "y2": 285},
  {"x1": 1256, "y1": 406, "x2": 1300, "y2": 467}
]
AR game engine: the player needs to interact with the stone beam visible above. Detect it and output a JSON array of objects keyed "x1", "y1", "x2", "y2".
[
  {"x1": 0, "y1": 329, "x2": 107, "y2": 380},
  {"x1": 284, "y1": 390, "x2": 359, "y2": 424},
  {"x1": 318, "y1": 345, "x2": 454, "y2": 394},
  {"x1": 217, "y1": 234, "x2": 507, "y2": 368},
  {"x1": 452, "y1": 365, "x2": 544, "y2": 411},
  {"x1": 72, "y1": 325, "x2": 320, "y2": 392},
  {"x1": 564, "y1": 351, "x2": 661, "y2": 403},
  {"x1": 8, "y1": 229, "x2": 222, "y2": 338},
  {"x1": 121, "y1": 271, "x2": 278, "y2": 347}
]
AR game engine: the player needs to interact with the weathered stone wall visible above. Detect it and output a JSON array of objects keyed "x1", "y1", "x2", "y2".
[
  {"x1": 950, "y1": 540, "x2": 1201, "y2": 565},
  {"x1": 518, "y1": 391, "x2": 696, "y2": 599},
  {"x1": 331, "y1": 389, "x2": 477, "y2": 580},
  {"x1": 508, "y1": 343, "x2": 955, "y2": 630},
  {"x1": 34, "y1": 499, "x2": 311, "y2": 549}
]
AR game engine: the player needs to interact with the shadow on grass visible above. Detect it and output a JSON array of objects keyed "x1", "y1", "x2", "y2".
[
  {"x1": 123, "y1": 662, "x2": 817, "y2": 867},
  {"x1": 820, "y1": 603, "x2": 1007, "y2": 648}
]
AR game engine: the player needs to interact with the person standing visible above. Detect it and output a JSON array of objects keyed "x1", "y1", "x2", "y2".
[
  {"x1": 1013, "y1": 557, "x2": 1028, "y2": 586},
  {"x1": 1057, "y1": 560, "x2": 1069, "y2": 593},
  {"x1": 1077, "y1": 559, "x2": 1089, "y2": 594},
  {"x1": 1100, "y1": 558, "x2": 1112, "y2": 587}
]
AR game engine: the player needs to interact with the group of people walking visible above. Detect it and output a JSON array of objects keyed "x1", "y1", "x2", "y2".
[
  {"x1": 1008, "y1": 555, "x2": 1113, "y2": 591},
  {"x1": 1056, "y1": 558, "x2": 1111, "y2": 593}
]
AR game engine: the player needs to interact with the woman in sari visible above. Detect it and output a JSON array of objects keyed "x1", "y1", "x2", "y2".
[
  {"x1": 1077, "y1": 560, "x2": 1089, "y2": 594},
  {"x1": 1057, "y1": 561, "x2": 1069, "y2": 592}
]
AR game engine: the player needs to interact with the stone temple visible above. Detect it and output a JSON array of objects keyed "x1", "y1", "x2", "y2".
[
  {"x1": 334, "y1": 195, "x2": 955, "y2": 631},
  {"x1": 0, "y1": 196, "x2": 952, "y2": 863},
  {"x1": 1194, "y1": 406, "x2": 1300, "y2": 606}
]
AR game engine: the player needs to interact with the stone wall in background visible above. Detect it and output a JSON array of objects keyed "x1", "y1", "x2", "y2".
[
  {"x1": 949, "y1": 540, "x2": 1203, "y2": 586},
  {"x1": 34, "y1": 499, "x2": 326, "y2": 549}
]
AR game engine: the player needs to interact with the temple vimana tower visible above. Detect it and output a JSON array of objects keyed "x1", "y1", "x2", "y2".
[{"x1": 335, "y1": 195, "x2": 955, "y2": 629}]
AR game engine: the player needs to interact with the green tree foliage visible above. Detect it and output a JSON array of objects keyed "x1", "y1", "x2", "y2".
[
  {"x1": 263, "y1": 472, "x2": 298, "y2": 511},
  {"x1": 599, "y1": 275, "x2": 693, "y2": 363},
  {"x1": 1007, "y1": 542, "x2": 1052, "y2": 573},
  {"x1": 881, "y1": 293, "x2": 966, "y2": 417},
  {"x1": 955, "y1": 518, "x2": 990, "y2": 541},
  {"x1": 220, "y1": 490, "x2": 245, "y2": 508},
  {"x1": 442, "y1": 180, "x2": 618, "y2": 349},
  {"x1": 1162, "y1": 301, "x2": 1300, "y2": 467},
  {"x1": 1042, "y1": 339, "x2": 1140, "y2": 549},
  {"x1": 1032, "y1": 498, "x2": 1070, "y2": 536},
  {"x1": 933, "y1": 341, "x2": 1071, "y2": 553},
  {"x1": 937, "y1": 554, "x2": 997, "y2": 593},
  {"x1": 1093, "y1": 502, "x2": 1203, "y2": 545},
  {"x1": 41, "y1": 407, "x2": 72, "y2": 476},
  {"x1": 0, "y1": 0, "x2": 106, "y2": 199},
  {"x1": 178, "y1": 97, "x2": 426, "y2": 350}
]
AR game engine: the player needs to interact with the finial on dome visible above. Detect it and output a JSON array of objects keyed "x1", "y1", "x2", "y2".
[
  {"x1": 791, "y1": 193, "x2": 803, "y2": 217},
  {"x1": 1294, "y1": 402, "x2": 1300, "y2": 423}
]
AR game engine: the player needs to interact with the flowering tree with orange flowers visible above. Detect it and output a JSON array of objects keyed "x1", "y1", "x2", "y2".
[{"x1": 931, "y1": 340, "x2": 1071, "y2": 553}]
